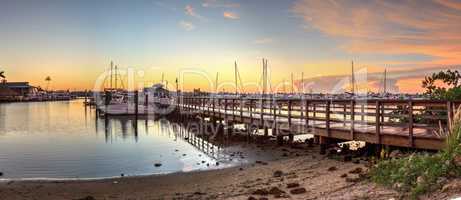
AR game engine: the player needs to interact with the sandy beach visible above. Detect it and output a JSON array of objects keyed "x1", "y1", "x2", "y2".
[
  {"x1": 0, "y1": 144, "x2": 390, "y2": 200},
  {"x1": 1, "y1": 143, "x2": 460, "y2": 200}
]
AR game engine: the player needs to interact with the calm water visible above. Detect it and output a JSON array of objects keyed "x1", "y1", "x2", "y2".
[{"x1": 0, "y1": 100, "x2": 265, "y2": 179}]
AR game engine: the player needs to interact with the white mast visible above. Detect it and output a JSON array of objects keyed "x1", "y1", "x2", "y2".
[
  {"x1": 115, "y1": 65, "x2": 118, "y2": 90},
  {"x1": 351, "y1": 60, "x2": 355, "y2": 95},
  {"x1": 110, "y1": 61, "x2": 114, "y2": 89},
  {"x1": 262, "y1": 58, "x2": 266, "y2": 96},
  {"x1": 235, "y1": 61, "x2": 238, "y2": 95},
  {"x1": 383, "y1": 68, "x2": 387, "y2": 94},
  {"x1": 283, "y1": 79, "x2": 286, "y2": 94},
  {"x1": 301, "y1": 72, "x2": 304, "y2": 95},
  {"x1": 215, "y1": 72, "x2": 219, "y2": 93}
]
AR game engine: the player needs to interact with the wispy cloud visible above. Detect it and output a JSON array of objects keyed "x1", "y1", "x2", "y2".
[
  {"x1": 179, "y1": 21, "x2": 195, "y2": 31},
  {"x1": 253, "y1": 38, "x2": 274, "y2": 44},
  {"x1": 435, "y1": 0, "x2": 461, "y2": 10},
  {"x1": 202, "y1": 0, "x2": 240, "y2": 8},
  {"x1": 293, "y1": 0, "x2": 461, "y2": 66},
  {"x1": 185, "y1": 5, "x2": 205, "y2": 20},
  {"x1": 223, "y1": 11, "x2": 239, "y2": 19}
]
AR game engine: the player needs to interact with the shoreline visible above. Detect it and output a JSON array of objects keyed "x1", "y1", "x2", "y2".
[
  {"x1": 0, "y1": 164, "x2": 252, "y2": 183},
  {"x1": 1, "y1": 144, "x2": 460, "y2": 200},
  {"x1": 0, "y1": 145, "x2": 398, "y2": 200}
]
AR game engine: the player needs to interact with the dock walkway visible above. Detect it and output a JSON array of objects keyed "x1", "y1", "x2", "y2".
[{"x1": 97, "y1": 95, "x2": 460, "y2": 150}]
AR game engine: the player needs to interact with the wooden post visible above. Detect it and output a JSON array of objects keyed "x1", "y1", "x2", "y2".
[
  {"x1": 194, "y1": 97, "x2": 197, "y2": 111},
  {"x1": 218, "y1": 98, "x2": 222, "y2": 118},
  {"x1": 260, "y1": 98, "x2": 264, "y2": 126},
  {"x1": 273, "y1": 99, "x2": 278, "y2": 139},
  {"x1": 224, "y1": 99, "x2": 228, "y2": 120},
  {"x1": 288, "y1": 133, "x2": 294, "y2": 144},
  {"x1": 240, "y1": 97, "x2": 243, "y2": 119},
  {"x1": 202, "y1": 97, "x2": 205, "y2": 112},
  {"x1": 319, "y1": 136, "x2": 327, "y2": 155},
  {"x1": 381, "y1": 103, "x2": 385, "y2": 123},
  {"x1": 135, "y1": 90, "x2": 139, "y2": 116},
  {"x1": 232, "y1": 99, "x2": 236, "y2": 121},
  {"x1": 305, "y1": 99, "x2": 309, "y2": 132},
  {"x1": 343, "y1": 103, "x2": 347, "y2": 126},
  {"x1": 326, "y1": 101, "x2": 331, "y2": 137},
  {"x1": 104, "y1": 91, "x2": 110, "y2": 115},
  {"x1": 350, "y1": 100, "x2": 355, "y2": 140},
  {"x1": 375, "y1": 101, "x2": 381, "y2": 144},
  {"x1": 277, "y1": 134, "x2": 284, "y2": 146},
  {"x1": 212, "y1": 97, "x2": 215, "y2": 116},
  {"x1": 300, "y1": 99, "x2": 304, "y2": 119},
  {"x1": 313, "y1": 103, "x2": 317, "y2": 126},
  {"x1": 249, "y1": 99, "x2": 253, "y2": 122},
  {"x1": 145, "y1": 94, "x2": 148, "y2": 114},
  {"x1": 409, "y1": 101, "x2": 414, "y2": 147},
  {"x1": 206, "y1": 98, "x2": 210, "y2": 114},
  {"x1": 288, "y1": 100, "x2": 292, "y2": 130},
  {"x1": 84, "y1": 90, "x2": 88, "y2": 105}
]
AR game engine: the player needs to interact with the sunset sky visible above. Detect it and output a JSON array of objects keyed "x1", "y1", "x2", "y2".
[{"x1": 1, "y1": 0, "x2": 460, "y2": 93}]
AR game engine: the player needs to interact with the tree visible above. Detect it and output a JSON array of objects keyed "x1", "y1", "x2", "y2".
[
  {"x1": 45, "y1": 76, "x2": 52, "y2": 91},
  {"x1": 422, "y1": 70, "x2": 461, "y2": 100},
  {"x1": 0, "y1": 71, "x2": 5, "y2": 83}
]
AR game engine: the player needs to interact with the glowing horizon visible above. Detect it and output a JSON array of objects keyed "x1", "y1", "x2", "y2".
[{"x1": 1, "y1": 0, "x2": 460, "y2": 93}]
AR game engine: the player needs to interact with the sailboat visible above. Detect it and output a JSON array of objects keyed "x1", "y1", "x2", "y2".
[{"x1": 104, "y1": 61, "x2": 127, "y2": 105}]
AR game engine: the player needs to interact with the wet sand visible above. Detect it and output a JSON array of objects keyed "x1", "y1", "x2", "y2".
[{"x1": 0, "y1": 143, "x2": 459, "y2": 200}]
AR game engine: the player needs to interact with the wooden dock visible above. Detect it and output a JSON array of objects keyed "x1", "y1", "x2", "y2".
[{"x1": 97, "y1": 94, "x2": 460, "y2": 150}]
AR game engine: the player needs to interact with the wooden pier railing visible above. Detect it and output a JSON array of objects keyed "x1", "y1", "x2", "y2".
[
  {"x1": 176, "y1": 97, "x2": 459, "y2": 150},
  {"x1": 95, "y1": 93, "x2": 459, "y2": 150}
]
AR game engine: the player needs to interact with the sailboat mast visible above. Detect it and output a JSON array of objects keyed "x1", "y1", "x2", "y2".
[
  {"x1": 291, "y1": 73, "x2": 294, "y2": 94},
  {"x1": 301, "y1": 72, "x2": 304, "y2": 95},
  {"x1": 110, "y1": 61, "x2": 114, "y2": 89},
  {"x1": 115, "y1": 65, "x2": 118, "y2": 90},
  {"x1": 283, "y1": 79, "x2": 286, "y2": 94},
  {"x1": 215, "y1": 72, "x2": 219, "y2": 93},
  {"x1": 235, "y1": 61, "x2": 238, "y2": 95},
  {"x1": 262, "y1": 59, "x2": 266, "y2": 96},
  {"x1": 351, "y1": 61, "x2": 355, "y2": 95},
  {"x1": 384, "y1": 68, "x2": 387, "y2": 94}
]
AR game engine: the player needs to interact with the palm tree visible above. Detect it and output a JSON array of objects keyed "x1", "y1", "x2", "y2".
[
  {"x1": 45, "y1": 76, "x2": 52, "y2": 91},
  {"x1": 0, "y1": 71, "x2": 5, "y2": 83}
]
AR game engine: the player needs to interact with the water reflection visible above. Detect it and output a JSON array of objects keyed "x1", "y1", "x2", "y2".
[{"x1": 0, "y1": 100, "x2": 250, "y2": 179}]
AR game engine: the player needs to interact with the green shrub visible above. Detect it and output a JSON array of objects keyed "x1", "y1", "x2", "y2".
[{"x1": 370, "y1": 107, "x2": 461, "y2": 199}]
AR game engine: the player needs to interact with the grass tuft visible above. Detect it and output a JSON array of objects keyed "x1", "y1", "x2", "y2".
[{"x1": 370, "y1": 107, "x2": 461, "y2": 199}]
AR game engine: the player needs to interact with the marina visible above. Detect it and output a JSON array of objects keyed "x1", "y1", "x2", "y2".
[
  {"x1": 2, "y1": 1, "x2": 461, "y2": 199},
  {"x1": 95, "y1": 93, "x2": 459, "y2": 151}
]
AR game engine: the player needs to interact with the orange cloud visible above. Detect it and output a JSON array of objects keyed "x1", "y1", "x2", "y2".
[
  {"x1": 185, "y1": 5, "x2": 205, "y2": 20},
  {"x1": 223, "y1": 11, "x2": 239, "y2": 19},
  {"x1": 293, "y1": 0, "x2": 461, "y2": 66}
]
